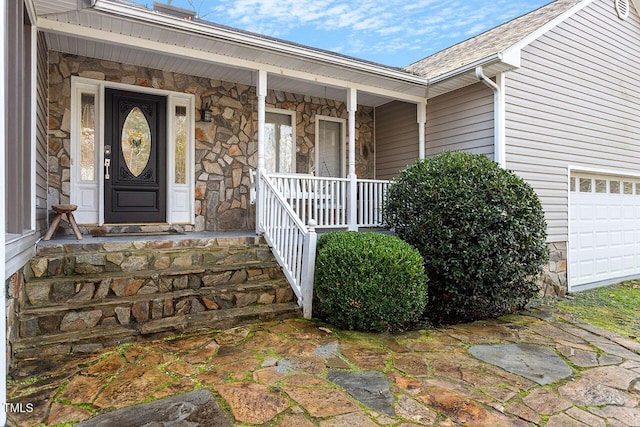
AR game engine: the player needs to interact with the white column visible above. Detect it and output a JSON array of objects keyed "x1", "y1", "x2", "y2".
[
  {"x1": 256, "y1": 70, "x2": 267, "y2": 233},
  {"x1": 347, "y1": 88, "x2": 357, "y2": 231},
  {"x1": 417, "y1": 102, "x2": 427, "y2": 160}
]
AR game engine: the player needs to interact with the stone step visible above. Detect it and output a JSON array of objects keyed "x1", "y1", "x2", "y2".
[
  {"x1": 14, "y1": 302, "x2": 301, "y2": 359},
  {"x1": 16, "y1": 234, "x2": 302, "y2": 358},
  {"x1": 23, "y1": 263, "x2": 284, "y2": 308},
  {"x1": 28, "y1": 240, "x2": 275, "y2": 279},
  {"x1": 21, "y1": 279, "x2": 292, "y2": 315},
  {"x1": 19, "y1": 278, "x2": 295, "y2": 339},
  {"x1": 35, "y1": 235, "x2": 265, "y2": 256}
]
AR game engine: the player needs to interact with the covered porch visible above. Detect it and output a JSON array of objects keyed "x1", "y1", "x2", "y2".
[
  {"x1": 40, "y1": 0, "x2": 431, "y2": 236},
  {"x1": 35, "y1": 0, "x2": 436, "y2": 326}
]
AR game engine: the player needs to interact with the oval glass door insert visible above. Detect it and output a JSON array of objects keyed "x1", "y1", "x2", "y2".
[{"x1": 121, "y1": 107, "x2": 152, "y2": 177}]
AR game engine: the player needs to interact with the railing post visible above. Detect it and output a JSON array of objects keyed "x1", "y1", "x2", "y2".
[
  {"x1": 348, "y1": 174, "x2": 357, "y2": 231},
  {"x1": 301, "y1": 219, "x2": 317, "y2": 319},
  {"x1": 347, "y1": 88, "x2": 358, "y2": 231}
]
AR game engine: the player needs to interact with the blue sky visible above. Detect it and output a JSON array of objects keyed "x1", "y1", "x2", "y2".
[{"x1": 138, "y1": 0, "x2": 551, "y2": 67}]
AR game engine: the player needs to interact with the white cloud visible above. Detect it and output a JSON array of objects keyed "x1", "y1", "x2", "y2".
[{"x1": 200, "y1": 0, "x2": 549, "y2": 65}]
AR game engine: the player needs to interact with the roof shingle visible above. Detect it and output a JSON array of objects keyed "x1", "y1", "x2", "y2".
[{"x1": 405, "y1": 0, "x2": 584, "y2": 79}]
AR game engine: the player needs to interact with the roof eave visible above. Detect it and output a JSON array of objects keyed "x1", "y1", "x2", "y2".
[
  {"x1": 500, "y1": 0, "x2": 596, "y2": 69},
  {"x1": 91, "y1": 0, "x2": 429, "y2": 87},
  {"x1": 427, "y1": 53, "x2": 505, "y2": 85}
]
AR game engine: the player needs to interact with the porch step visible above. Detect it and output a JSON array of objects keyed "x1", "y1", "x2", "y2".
[
  {"x1": 15, "y1": 303, "x2": 300, "y2": 358},
  {"x1": 14, "y1": 234, "x2": 300, "y2": 358},
  {"x1": 29, "y1": 234, "x2": 275, "y2": 279}
]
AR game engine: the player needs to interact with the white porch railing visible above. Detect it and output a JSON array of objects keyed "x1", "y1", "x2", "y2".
[
  {"x1": 357, "y1": 178, "x2": 390, "y2": 227},
  {"x1": 269, "y1": 174, "x2": 348, "y2": 228},
  {"x1": 257, "y1": 171, "x2": 317, "y2": 319},
  {"x1": 252, "y1": 171, "x2": 390, "y2": 319},
  {"x1": 268, "y1": 173, "x2": 390, "y2": 229}
]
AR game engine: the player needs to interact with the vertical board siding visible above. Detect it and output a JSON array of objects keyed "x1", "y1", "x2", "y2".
[
  {"x1": 426, "y1": 82, "x2": 495, "y2": 158},
  {"x1": 36, "y1": 32, "x2": 48, "y2": 234},
  {"x1": 374, "y1": 101, "x2": 419, "y2": 179},
  {"x1": 505, "y1": 0, "x2": 640, "y2": 242}
]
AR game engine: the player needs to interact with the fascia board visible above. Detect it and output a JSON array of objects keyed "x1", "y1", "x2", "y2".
[{"x1": 501, "y1": 0, "x2": 596, "y2": 70}]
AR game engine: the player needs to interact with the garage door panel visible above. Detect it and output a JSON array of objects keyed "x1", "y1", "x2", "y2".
[
  {"x1": 609, "y1": 231, "x2": 623, "y2": 246},
  {"x1": 595, "y1": 205, "x2": 609, "y2": 219},
  {"x1": 569, "y1": 173, "x2": 640, "y2": 290},
  {"x1": 577, "y1": 232, "x2": 594, "y2": 247},
  {"x1": 623, "y1": 206, "x2": 634, "y2": 218},
  {"x1": 594, "y1": 231, "x2": 610, "y2": 247},
  {"x1": 623, "y1": 255, "x2": 636, "y2": 271}
]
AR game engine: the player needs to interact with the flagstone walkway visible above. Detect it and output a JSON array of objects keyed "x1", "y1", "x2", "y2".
[{"x1": 7, "y1": 306, "x2": 640, "y2": 426}]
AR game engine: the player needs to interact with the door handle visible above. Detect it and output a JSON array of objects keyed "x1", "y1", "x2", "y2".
[{"x1": 104, "y1": 158, "x2": 111, "y2": 180}]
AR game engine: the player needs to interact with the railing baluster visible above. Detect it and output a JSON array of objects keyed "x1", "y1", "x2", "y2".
[
  {"x1": 265, "y1": 174, "x2": 389, "y2": 229},
  {"x1": 370, "y1": 183, "x2": 374, "y2": 226}
]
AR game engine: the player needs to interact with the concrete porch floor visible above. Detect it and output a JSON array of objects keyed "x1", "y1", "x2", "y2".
[{"x1": 7, "y1": 306, "x2": 640, "y2": 426}]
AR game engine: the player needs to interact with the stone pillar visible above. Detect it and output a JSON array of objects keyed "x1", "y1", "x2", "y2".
[{"x1": 541, "y1": 241, "x2": 568, "y2": 297}]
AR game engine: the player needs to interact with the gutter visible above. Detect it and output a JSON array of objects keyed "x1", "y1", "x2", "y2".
[
  {"x1": 476, "y1": 66, "x2": 506, "y2": 168},
  {"x1": 427, "y1": 53, "x2": 504, "y2": 85},
  {"x1": 90, "y1": 0, "x2": 429, "y2": 87}
]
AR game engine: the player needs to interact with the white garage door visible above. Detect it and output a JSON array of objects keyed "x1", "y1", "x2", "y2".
[{"x1": 569, "y1": 174, "x2": 640, "y2": 291}]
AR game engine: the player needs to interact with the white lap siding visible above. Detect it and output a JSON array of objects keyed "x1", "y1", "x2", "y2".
[
  {"x1": 374, "y1": 101, "x2": 419, "y2": 180},
  {"x1": 425, "y1": 82, "x2": 495, "y2": 159},
  {"x1": 504, "y1": 0, "x2": 640, "y2": 244},
  {"x1": 374, "y1": 83, "x2": 494, "y2": 180}
]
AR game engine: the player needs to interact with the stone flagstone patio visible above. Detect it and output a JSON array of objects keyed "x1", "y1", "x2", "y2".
[{"x1": 7, "y1": 306, "x2": 640, "y2": 426}]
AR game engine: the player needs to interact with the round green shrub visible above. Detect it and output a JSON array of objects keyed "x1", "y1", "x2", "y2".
[
  {"x1": 313, "y1": 231, "x2": 428, "y2": 332},
  {"x1": 384, "y1": 152, "x2": 548, "y2": 325}
]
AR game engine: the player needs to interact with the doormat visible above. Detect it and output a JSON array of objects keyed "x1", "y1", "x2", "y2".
[{"x1": 93, "y1": 230, "x2": 185, "y2": 237}]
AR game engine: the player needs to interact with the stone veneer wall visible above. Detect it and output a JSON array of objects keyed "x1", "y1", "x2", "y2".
[
  {"x1": 541, "y1": 242, "x2": 567, "y2": 297},
  {"x1": 6, "y1": 271, "x2": 25, "y2": 370},
  {"x1": 48, "y1": 53, "x2": 374, "y2": 231}
]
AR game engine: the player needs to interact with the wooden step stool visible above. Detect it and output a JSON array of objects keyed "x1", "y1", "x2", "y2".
[{"x1": 43, "y1": 204, "x2": 83, "y2": 240}]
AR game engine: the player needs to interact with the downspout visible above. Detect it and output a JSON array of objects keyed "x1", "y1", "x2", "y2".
[{"x1": 475, "y1": 66, "x2": 506, "y2": 168}]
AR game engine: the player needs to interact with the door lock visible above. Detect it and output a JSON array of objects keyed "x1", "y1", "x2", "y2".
[{"x1": 104, "y1": 145, "x2": 112, "y2": 180}]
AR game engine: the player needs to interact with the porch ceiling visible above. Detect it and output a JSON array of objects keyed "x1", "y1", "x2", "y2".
[
  {"x1": 45, "y1": 32, "x2": 362, "y2": 106},
  {"x1": 36, "y1": 1, "x2": 429, "y2": 108}
]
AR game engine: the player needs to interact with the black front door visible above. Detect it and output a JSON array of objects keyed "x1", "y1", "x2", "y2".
[{"x1": 104, "y1": 89, "x2": 167, "y2": 223}]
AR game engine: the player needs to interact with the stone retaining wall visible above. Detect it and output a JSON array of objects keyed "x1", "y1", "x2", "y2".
[{"x1": 48, "y1": 53, "x2": 374, "y2": 232}]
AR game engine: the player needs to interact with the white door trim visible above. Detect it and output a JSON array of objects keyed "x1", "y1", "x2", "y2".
[
  {"x1": 265, "y1": 107, "x2": 296, "y2": 173},
  {"x1": 314, "y1": 115, "x2": 347, "y2": 177},
  {"x1": 70, "y1": 76, "x2": 195, "y2": 226}
]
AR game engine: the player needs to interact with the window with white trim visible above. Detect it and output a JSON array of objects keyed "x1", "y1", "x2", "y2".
[
  {"x1": 316, "y1": 117, "x2": 345, "y2": 177},
  {"x1": 265, "y1": 110, "x2": 295, "y2": 173}
]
